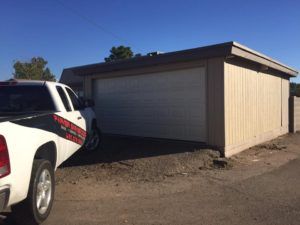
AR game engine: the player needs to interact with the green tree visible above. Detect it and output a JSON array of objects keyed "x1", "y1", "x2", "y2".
[
  {"x1": 13, "y1": 57, "x2": 56, "y2": 81},
  {"x1": 105, "y1": 46, "x2": 141, "y2": 62}
]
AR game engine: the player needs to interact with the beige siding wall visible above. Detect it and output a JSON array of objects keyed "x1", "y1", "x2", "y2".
[
  {"x1": 224, "y1": 60, "x2": 289, "y2": 156},
  {"x1": 206, "y1": 58, "x2": 225, "y2": 147},
  {"x1": 282, "y1": 79, "x2": 290, "y2": 130},
  {"x1": 289, "y1": 96, "x2": 300, "y2": 132}
]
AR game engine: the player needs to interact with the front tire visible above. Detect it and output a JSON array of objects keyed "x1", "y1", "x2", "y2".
[
  {"x1": 85, "y1": 127, "x2": 101, "y2": 151},
  {"x1": 11, "y1": 159, "x2": 55, "y2": 225}
]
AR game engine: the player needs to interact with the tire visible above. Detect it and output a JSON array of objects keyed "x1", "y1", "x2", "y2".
[
  {"x1": 85, "y1": 127, "x2": 101, "y2": 151},
  {"x1": 11, "y1": 159, "x2": 55, "y2": 225}
]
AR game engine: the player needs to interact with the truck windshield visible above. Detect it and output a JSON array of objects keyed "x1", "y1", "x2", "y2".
[{"x1": 0, "y1": 85, "x2": 55, "y2": 115}]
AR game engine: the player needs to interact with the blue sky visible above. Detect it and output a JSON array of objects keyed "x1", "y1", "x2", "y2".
[{"x1": 0, "y1": 0, "x2": 299, "y2": 82}]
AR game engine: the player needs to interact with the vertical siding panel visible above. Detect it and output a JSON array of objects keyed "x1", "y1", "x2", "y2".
[
  {"x1": 238, "y1": 66, "x2": 241, "y2": 142},
  {"x1": 253, "y1": 70, "x2": 257, "y2": 136},
  {"x1": 241, "y1": 67, "x2": 244, "y2": 140},
  {"x1": 236, "y1": 66, "x2": 238, "y2": 143},
  {"x1": 244, "y1": 67, "x2": 247, "y2": 140},
  {"x1": 224, "y1": 60, "x2": 288, "y2": 148},
  {"x1": 224, "y1": 63, "x2": 229, "y2": 145},
  {"x1": 232, "y1": 65, "x2": 236, "y2": 144},
  {"x1": 281, "y1": 79, "x2": 289, "y2": 130},
  {"x1": 239, "y1": 66, "x2": 242, "y2": 141},
  {"x1": 256, "y1": 71, "x2": 260, "y2": 135},
  {"x1": 230, "y1": 65, "x2": 233, "y2": 145},
  {"x1": 207, "y1": 57, "x2": 225, "y2": 147}
]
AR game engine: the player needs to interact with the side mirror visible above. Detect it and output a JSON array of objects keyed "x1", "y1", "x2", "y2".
[{"x1": 84, "y1": 99, "x2": 95, "y2": 108}]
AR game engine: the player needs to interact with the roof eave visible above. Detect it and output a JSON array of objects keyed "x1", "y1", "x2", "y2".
[
  {"x1": 70, "y1": 42, "x2": 233, "y2": 76},
  {"x1": 66, "y1": 41, "x2": 298, "y2": 78},
  {"x1": 231, "y1": 42, "x2": 298, "y2": 77}
]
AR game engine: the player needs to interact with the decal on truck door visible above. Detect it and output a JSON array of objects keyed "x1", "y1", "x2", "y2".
[
  {"x1": 52, "y1": 114, "x2": 86, "y2": 145},
  {"x1": 10, "y1": 113, "x2": 87, "y2": 145}
]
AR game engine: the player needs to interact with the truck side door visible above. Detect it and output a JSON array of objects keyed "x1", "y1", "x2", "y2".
[
  {"x1": 64, "y1": 87, "x2": 87, "y2": 156},
  {"x1": 55, "y1": 86, "x2": 75, "y2": 162}
]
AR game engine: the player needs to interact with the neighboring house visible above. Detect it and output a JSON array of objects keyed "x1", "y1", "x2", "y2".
[
  {"x1": 62, "y1": 42, "x2": 298, "y2": 157},
  {"x1": 60, "y1": 68, "x2": 84, "y2": 97}
]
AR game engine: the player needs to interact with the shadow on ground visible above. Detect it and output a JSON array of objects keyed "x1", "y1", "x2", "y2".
[{"x1": 62, "y1": 135, "x2": 211, "y2": 168}]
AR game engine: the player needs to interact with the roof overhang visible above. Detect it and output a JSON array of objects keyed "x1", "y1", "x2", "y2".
[
  {"x1": 67, "y1": 42, "x2": 298, "y2": 77},
  {"x1": 230, "y1": 42, "x2": 298, "y2": 76}
]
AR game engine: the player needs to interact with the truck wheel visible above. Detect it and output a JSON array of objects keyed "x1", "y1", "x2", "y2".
[
  {"x1": 85, "y1": 127, "x2": 101, "y2": 151},
  {"x1": 11, "y1": 159, "x2": 55, "y2": 225}
]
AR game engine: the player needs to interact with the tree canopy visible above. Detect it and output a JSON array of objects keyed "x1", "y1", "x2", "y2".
[
  {"x1": 104, "y1": 46, "x2": 141, "y2": 62},
  {"x1": 13, "y1": 57, "x2": 56, "y2": 81}
]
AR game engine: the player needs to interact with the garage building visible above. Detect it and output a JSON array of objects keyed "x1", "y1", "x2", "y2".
[{"x1": 61, "y1": 42, "x2": 298, "y2": 156}]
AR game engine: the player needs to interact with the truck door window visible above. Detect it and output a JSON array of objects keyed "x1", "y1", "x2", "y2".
[
  {"x1": 65, "y1": 88, "x2": 82, "y2": 111},
  {"x1": 56, "y1": 86, "x2": 71, "y2": 112}
]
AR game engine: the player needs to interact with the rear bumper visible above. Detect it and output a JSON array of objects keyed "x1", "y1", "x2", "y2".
[{"x1": 0, "y1": 188, "x2": 10, "y2": 212}]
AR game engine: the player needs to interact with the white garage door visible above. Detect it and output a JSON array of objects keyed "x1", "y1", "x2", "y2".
[{"x1": 92, "y1": 67, "x2": 207, "y2": 142}]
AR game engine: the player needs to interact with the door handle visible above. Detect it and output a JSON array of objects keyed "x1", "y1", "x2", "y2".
[{"x1": 77, "y1": 116, "x2": 82, "y2": 120}]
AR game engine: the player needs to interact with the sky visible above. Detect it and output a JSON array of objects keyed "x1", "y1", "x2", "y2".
[{"x1": 0, "y1": 0, "x2": 299, "y2": 82}]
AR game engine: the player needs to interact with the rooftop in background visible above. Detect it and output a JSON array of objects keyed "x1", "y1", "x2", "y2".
[{"x1": 60, "y1": 42, "x2": 298, "y2": 85}]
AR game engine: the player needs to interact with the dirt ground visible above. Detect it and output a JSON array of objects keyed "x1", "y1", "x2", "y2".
[
  {"x1": 55, "y1": 133, "x2": 299, "y2": 185},
  {"x1": 1, "y1": 133, "x2": 300, "y2": 225}
]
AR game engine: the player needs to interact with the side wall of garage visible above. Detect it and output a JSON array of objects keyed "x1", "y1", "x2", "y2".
[{"x1": 223, "y1": 58, "x2": 290, "y2": 156}]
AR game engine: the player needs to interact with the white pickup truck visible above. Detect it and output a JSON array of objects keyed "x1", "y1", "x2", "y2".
[{"x1": 0, "y1": 80, "x2": 101, "y2": 225}]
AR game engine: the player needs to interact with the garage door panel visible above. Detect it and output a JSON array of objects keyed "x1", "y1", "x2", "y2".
[{"x1": 93, "y1": 67, "x2": 207, "y2": 142}]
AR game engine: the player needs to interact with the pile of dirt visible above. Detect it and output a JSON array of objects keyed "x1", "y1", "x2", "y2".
[
  {"x1": 56, "y1": 149, "x2": 233, "y2": 185},
  {"x1": 212, "y1": 158, "x2": 234, "y2": 169},
  {"x1": 249, "y1": 137, "x2": 288, "y2": 154},
  {"x1": 255, "y1": 143, "x2": 287, "y2": 151}
]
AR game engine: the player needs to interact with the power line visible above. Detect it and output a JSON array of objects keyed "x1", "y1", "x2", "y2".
[{"x1": 53, "y1": 0, "x2": 140, "y2": 50}]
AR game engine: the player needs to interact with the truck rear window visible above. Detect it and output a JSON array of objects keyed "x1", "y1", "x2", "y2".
[{"x1": 0, "y1": 86, "x2": 55, "y2": 115}]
